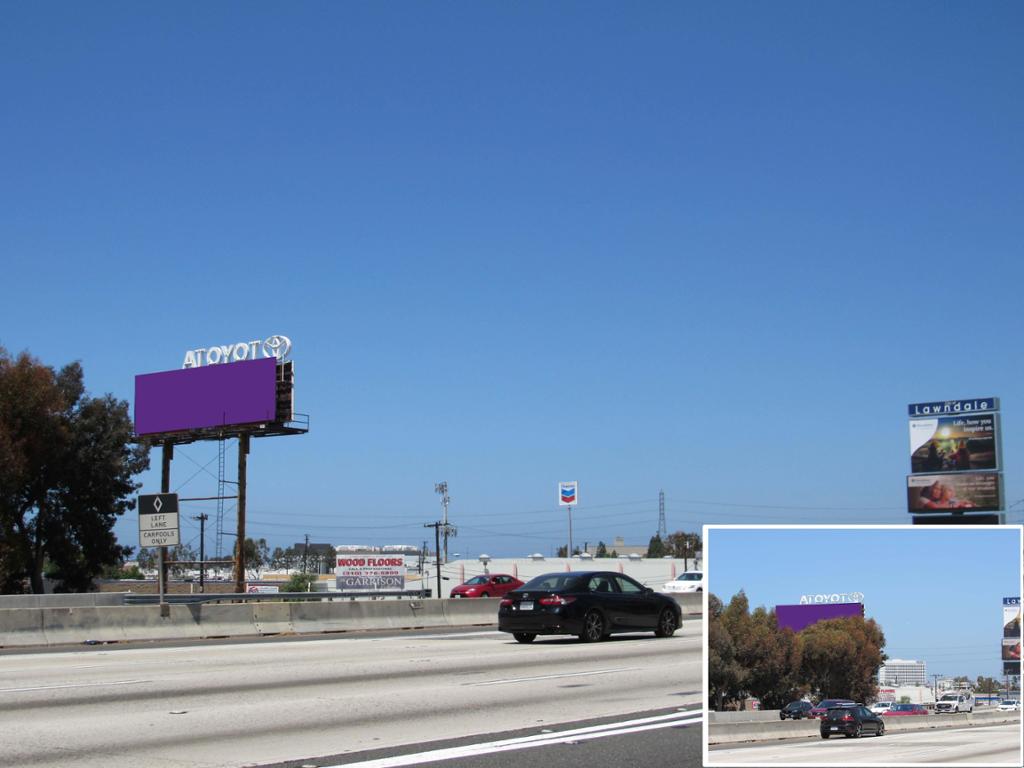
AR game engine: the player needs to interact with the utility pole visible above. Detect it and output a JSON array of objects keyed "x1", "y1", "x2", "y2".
[
  {"x1": 423, "y1": 521, "x2": 443, "y2": 598},
  {"x1": 303, "y1": 534, "x2": 310, "y2": 574},
  {"x1": 658, "y1": 489, "x2": 667, "y2": 539},
  {"x1": 193, "y1": 513, "x2": 208, "y2": 592},
  {"x1": 434, "y1": 482, "x2": 456, "y2": 563}
]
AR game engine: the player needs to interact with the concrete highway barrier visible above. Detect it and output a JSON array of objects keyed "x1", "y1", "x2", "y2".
[
  {"x1": 0, "y1": 594, "x2": 703, "y2": 648},
  {"x1": 709, "y1": 710, "x2": 1021, "y2": 745}
]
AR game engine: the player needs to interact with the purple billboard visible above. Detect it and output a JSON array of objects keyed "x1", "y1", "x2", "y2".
[
  {"x1": 135, "y1": 358, "x2": 277, "y2": 436},
  {"x1": 775, "y1": 602, "x2": 864, "y2": 633}
]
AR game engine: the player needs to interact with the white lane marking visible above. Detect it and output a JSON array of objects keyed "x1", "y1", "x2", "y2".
[
  {"x1": 0, "y1": 679, "x2": 149, "y2": 693},
  {"x1": 323, "y1": 710, "x2": 703, "y2": 767},
  {"x1": 466, "y1": 666, "x2": 642, "y2": 686}
]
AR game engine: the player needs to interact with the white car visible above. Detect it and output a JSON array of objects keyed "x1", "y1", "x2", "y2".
[
  {"x1": 663, "y1": 571, "x2": 703, "y2": 594},
  {"x1": 997, "y1": 699, "x2": 1021, "y2": 711},
  {"x1": 869, "y1": 701, "x2": 895, "y2": 715}
]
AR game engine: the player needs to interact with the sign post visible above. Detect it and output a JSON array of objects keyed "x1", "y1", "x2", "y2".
[{"x1": 139, "y1": 492, "x2": 180, "y2": 613}]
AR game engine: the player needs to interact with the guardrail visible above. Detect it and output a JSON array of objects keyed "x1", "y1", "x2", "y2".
[{"x1": 122, "y1": 590, "x2": 431, "y2": 605}]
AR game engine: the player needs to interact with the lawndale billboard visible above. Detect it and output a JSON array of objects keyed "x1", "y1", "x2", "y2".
[
  {"x1": 1004, "y1": 597, "x2": 1021, "y2": 676},
  {"x1": 775, "y1": 602, "x2": 865, "y2": 633},
  {"x1": 906, "y1": 397, "x2": 1003, "y2": 518},
  {"x1": 134, "y1": 357, "x2": 277, "y2": 435},
  {"x1": 907, "y1": 473, "x2": 1003, "y2": 514}
]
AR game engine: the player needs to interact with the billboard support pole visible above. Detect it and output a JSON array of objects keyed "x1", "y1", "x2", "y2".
[
  {"x1": 159, "y1": 442, "x2": 173, "y2": 617},
  {"x1": 235, "y1": 434, "x2": 249, "y2": 594}
]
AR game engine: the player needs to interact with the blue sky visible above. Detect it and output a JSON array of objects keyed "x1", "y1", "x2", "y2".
[
  {"x1": 707, "y1": 526, "x2": 1022, "y2": 681},
  {"x1": 1, "y1": 3, "x2": 1022, "y2": 558}
]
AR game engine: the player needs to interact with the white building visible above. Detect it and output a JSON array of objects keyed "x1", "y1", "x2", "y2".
[{"x1": 879, "y1": 659, "x2": 927, "y2": 686}]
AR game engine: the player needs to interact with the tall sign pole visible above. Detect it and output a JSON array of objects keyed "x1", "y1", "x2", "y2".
[{"x1": 559, "y1": 482, "x2": 578, "y2": 557}]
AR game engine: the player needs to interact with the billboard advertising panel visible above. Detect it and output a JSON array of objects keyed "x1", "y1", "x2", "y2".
[
  {"x1": 775, "y1": 602, "x2": 864, "y2": 633},
  {"x1": 909, "y1": 415, "x2": 998, "y2": 473},
  {"x1": 135, "y1": 358, "x2": 277, "y2": 436},
  {"x1": 1003, "y1": 598, "x2": 1021, "y2": 675},
  {"x1": 906, "y1": 473, "x2": 1002, "y2": 513},
  {"x1": 335, "y1": 556, "x2": 406, "y2": 591},
  {"x1": 1004, "y1": 598, "x2": 1021, "y2": 639}
]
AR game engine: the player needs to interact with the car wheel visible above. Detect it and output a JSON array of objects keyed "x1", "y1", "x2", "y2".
[
  {"x1": 480, "y1": 592, "x2": 489, "y2": 598},
  {"x1": 820, "y1": 733, "x2": 830, "y2": 739},
  {"x1": 654, "y1": 608, "x2": 678, "y2": 638},
  {"x1": 779, "y1": 713, "x2": 786, "y2": 720},
  {"x1": 876, "y1": 722, "x2": 884, "y2": 737},
  {"x1": 853, "y1": 724, "x2": 862, "y2": 738},
  {"x1": 579, "y1": 609, "x2": 605, "y2": 642},
  {"x1": 513, "y1": 632, "x2": 536, "y2": 644}
]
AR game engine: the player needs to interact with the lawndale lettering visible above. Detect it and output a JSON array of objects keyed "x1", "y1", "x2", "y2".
[
  {"x1": 907, "y1": 398, "x2": 998, "y2": 417},
  {"x1": 799, "y1": 592, "x2": 864, "y2": 605},
  {"x1": 182, "y1": 335, "x2": 291, "y2": 368}
]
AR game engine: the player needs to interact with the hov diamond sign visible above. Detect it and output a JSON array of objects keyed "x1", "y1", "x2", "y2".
[{"x1": 138, "y1": 493, "x2": 180, "y2": 547}]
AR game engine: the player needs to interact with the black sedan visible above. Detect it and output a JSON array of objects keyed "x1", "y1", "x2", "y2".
[
  {"x1": 780, "y1": 700, "x2": 813, "y2": 720},
  {"x1": 820, "y1": 705, "x2": 885, "y2": 738},
  {"x1": 497, "y1": 571, "x2": 682, "y2": 643}
]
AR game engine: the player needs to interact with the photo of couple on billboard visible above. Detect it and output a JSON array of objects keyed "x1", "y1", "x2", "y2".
[{"x1": 907, "y1": 473, "x2": 1002, "y2": 513}]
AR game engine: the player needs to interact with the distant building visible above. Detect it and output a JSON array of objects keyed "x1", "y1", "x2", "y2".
[{"x1": 879, "y1": 659, "x2": 927, "y2": 686}]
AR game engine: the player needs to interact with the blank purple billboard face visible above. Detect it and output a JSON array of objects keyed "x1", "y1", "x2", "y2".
[
  {"x1": 775, "y1": 602, "x2": 864, "y2": 632},
  {"x1": 135, "y1": 358, "x2": 277, "y2": 435}
]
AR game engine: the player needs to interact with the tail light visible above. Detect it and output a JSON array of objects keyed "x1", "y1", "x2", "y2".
[
  {"x1": 842, "y1": 714, "x2": 854, "y2": 721},
  {"x1": 538, "y1": 595, "x2": 576, "y2": 606},
  {"x1": 500, "y1": 599, "x2": 513, "y2": 607}
]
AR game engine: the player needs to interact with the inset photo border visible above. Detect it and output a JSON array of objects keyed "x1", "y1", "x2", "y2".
[{"x1": 702, "y1": 524, "x2": 1024, "y2": 768}]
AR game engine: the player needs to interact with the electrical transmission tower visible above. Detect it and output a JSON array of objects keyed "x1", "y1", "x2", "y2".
[{"x1": 658, "y1": 489, "x2": 667, "y2": 539}]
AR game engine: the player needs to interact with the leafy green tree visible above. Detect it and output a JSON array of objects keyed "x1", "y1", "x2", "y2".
[
  {"x1": 0, "y1": 348, "x2": 149, "y2": 593},
  {"x1": 708, "y1": 593, "x2": 746, "y2": 710},
  {"x1": 666, "y1": 531, "x2": 702, "y2": 566},
  {"x1": 235, "y1": 537, "x2": 270, "y2": 578},
  {"x1": 646, "y1": 534, "x2": 666, "y2": 558},
  {"x1": 280, "y1": 571, "x2": 316, "y2": 592},
  {"x1": 800, "y1": 616, "x2": 886, "y2": 704},
  {"x1": 899, "y1": 695, "x2": 911, "y2": 704},
  {"x1": 735, "y1": 606, "x2": 805, "y2": 710},
  {"x1": 595, "y1": 541, "x2": 608, "y2": 558},
  {"x1": 975, "y1": 676, "x2": 1000, "y2": 694}
]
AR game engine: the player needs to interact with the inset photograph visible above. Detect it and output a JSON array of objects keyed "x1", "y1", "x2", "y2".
[{"x1": 704, "y1": 525, "x2": 1023, "y2": 767}]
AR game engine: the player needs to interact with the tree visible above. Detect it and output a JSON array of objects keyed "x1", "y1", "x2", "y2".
[
  {"x1": 800, "y1": 616, "x2": 886, "y2": 704},
  {"x1": 976, "y1": 676, "x2": 1000, "y2": 694},
  {"x1": 708, "y1": 593, "x2": 746, "y2": 710},
  {"x1": 0, "y1": 348, "x2": 149, "y2": 593},
  {"x1": 235, "y1": 537, "x2": 270, "y2": 578},
  {"x1": 280, "y1": 571, "x2": 316, "y2": 592},
  {"x1": 735, "y1": 607, "x2": 805, "y2": 710},
  {"x1": 646, "y1": 534, "x2": 666, "y2": 558},
  {"x1": 666, "y1": 531, "x2": 702, "y2": 566},
  {"x1": 595, "y1": 541, "x2": 608, "y2": 558}
]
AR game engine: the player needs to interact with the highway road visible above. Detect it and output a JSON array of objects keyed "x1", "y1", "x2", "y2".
[
  {"x1": 708, "y1": 721, "x2": 1022, "y2": 766},
  {"x1": 0, "y1": 622, "x2": 702, "y2": 768}
]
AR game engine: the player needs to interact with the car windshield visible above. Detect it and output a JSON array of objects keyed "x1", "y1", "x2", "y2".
[
  {"x1": 679, "y1": 573, "x2": 702, "y2": 581},
  {"x1": 521, "y1": 573, "x2": 585, "y2": 591},
  {"x1": 892, "y1": 705, "x2": 912, "y2": 711},
  {"x1": 464, "y1": 576, "x2": 489, "y2": 585}
]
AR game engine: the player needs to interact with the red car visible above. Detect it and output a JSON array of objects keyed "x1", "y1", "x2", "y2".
[
  {"x1": 883, "y1": 704, "x2": 928, "y2": 716},
  {"x1": 809, "y1": 699, "x2": 856, "y2": 719},
  {"x1": 450, "y1": 573, "x2": 523, "y2": 598}
]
